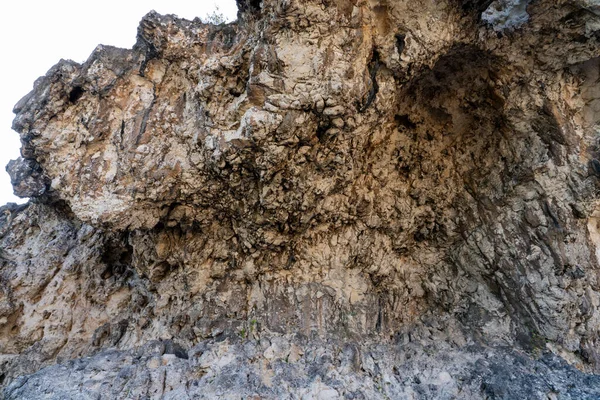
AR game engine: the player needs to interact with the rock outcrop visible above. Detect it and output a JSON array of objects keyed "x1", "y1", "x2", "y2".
[{"x1": 2, "y1": 0, "x2": 600, "y2": 398}]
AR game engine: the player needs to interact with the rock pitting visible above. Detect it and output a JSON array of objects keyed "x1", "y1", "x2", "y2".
[{"x1": 2, "y1": 0, "x2": 600, "y2": 398}]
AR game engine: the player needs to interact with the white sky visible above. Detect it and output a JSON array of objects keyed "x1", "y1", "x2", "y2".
[{"x1": 0, "y1": 1, "x2": 238, "y2": 206}]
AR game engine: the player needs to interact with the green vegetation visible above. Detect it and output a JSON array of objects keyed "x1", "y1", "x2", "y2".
[{"x1": 203, "y1": 5, "x2": 228, "y2": 25}]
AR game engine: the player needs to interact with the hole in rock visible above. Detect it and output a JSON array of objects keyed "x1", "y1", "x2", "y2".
[
  {"x1": 237, "y1": 0, "x2": 262, "y2": 13},
  {"x1": 395, "y1": 114, "x2": 416, "y2": 129},
  {"x1": 249, "y1": 0, "x2": 261, "y2": 10},
  {"x1": 100, "y1": 238, "x2": 133, "y2": 279},
  {"x1": 316, "y1": 119, "x2": 331, "y2": 142},
  {"x1": 163, "y1": 340, "x2": 189, "y2": 359},
  {"x1": 395, "y1": 33, "x2": 406, "y2": 56},
  {"x1": 460, "y1": 0, "x2": 494, "y2": 13},
  {"x1": 358, "y1": 49, "x2": 381, "y2": 113},
  {"x1": 68, "y1": 86, "x2": 85, "y2": 103}
]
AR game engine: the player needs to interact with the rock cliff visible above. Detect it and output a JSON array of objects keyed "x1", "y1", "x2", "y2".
[{"x1": 2, "y1": 0, "x2": 600, "y2": 398}]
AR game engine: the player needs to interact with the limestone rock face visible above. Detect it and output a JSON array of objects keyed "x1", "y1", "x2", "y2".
[{"x1": 3, "y1": 0, "x2": 600, "y2": 398}]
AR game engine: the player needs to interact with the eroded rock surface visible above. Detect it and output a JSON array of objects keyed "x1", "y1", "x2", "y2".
[{"x1": 2, "y1": 0, "x2": 600, "y2": 398}]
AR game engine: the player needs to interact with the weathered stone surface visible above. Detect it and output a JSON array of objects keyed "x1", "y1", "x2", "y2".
[
  {"x1": 5, "y1": 335, "x2": 600, "y2": 399},
  {"x1": 481, "y1": 0, "x2": 531, "y2": 31},
  {"x1": 6, "y1": 158, "x2": 48, "y2": 198},
  {"x1": 2, "y1": 0, "x2": 600, "y2": 398}
]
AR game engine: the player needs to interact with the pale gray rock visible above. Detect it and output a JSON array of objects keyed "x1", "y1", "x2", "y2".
[
  {"x1": 576, "y1": 0, "x2": 600, "y2": 16},
  {"x1": 4, "y1": 336, "x2": 600, "y2": 399},
  {"x1": 482, "y1": 0, "x2": 531, "y2": 31}
]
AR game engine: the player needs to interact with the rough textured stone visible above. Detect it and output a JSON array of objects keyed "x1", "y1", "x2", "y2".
[
  {"x1": 2, "y1": 0, "x2": 600, "y2": 398},
  {"x1": 5, "y1": 336, "x2": 600, "y2": 399},
  {"x1": 6, "y1": 158, "x2": 48, "y2": 198},
  {"x1": 481, "y1": 0, "x2": 531, "y2": 31}
]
